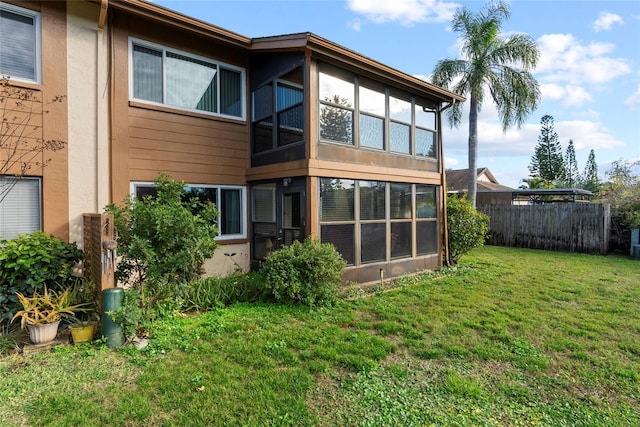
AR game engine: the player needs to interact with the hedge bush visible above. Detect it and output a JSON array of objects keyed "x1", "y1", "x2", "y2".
[
  {"x1": 447, "y1": 195, "x2": 489, "y2": 264},
  {"x1": 0, "y1": 232, "x2": 82, "y2": 325},
  {"x1": 259, "y1": 238, "x2": 346, "y2": 307}
]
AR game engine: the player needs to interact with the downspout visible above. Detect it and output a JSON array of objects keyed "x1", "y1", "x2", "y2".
[
  {"x1": 439, "y1": 98, "x2": 456, "y2": 267},
  {"x1": 98, "y1": 0, "x2": 108, "y2": 30}
]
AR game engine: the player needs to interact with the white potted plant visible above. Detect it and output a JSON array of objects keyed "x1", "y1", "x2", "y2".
[{"x1": 11, "y1": 287, "x2": 89, "y2": 345}]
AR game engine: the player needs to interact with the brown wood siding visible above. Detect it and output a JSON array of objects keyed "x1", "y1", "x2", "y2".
[
  {"x1": 0, "y1": 88, "x2": 44, "y2": 176},
  {"x1": 3, "y1": 1, "x2": 69, "y2": 240},
  {"x1": 128, "y1": 107, "x2": 248, "y2": 185},
  {"x1": 109, "y1": 12, "x2": 251, "y2": 202},
  {"x1": 246, "y1": 159, "x2": 441, "y2": 185},
  {"x1": 318, "y1": 143, "x2": 439, "y2": 174},
  {"x1": 41, "y1": 1, "x2": 68, "y2": 239},
  {"x1": 110, "y1": 18, "x2": 130, "y2": 203}
]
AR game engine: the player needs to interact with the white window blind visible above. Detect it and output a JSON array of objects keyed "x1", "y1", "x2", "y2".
[
  {"x1": 130, "y1": 38, "x2": 245, "y2": 119},
  {"x1": 0, "y1": 177, "x2": 42, "y2": 240},
  {"x1": 0, "y1": 2, "x2": 40, "y2": 83}
]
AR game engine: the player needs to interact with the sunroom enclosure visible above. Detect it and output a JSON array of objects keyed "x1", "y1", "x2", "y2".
[{"x1": 247, "y1": 47, "x2": 450, "y2": 282}]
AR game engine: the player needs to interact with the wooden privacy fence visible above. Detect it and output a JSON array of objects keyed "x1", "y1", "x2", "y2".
[{"x1": 478, "y1": 203, "x2": 610, "y2": 255}]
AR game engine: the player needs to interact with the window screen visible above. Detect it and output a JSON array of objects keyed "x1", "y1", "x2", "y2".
[
  {"x1": 0, "y1": 177, "x2": 41, "y2": 239},
  {"x1": 359, "y1": 181, "x2": 385, "y2": 220},
  {"x1": 0, "y1": 4, "x2": 40, "y2": 82},
  {"x1": 320, "y1": 178, "x2": 354, "y2": 221},
  {"x1": 321, "y1": 224, "x2": 354, "y2": 265}
]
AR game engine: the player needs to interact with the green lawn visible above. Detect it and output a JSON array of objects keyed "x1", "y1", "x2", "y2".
[{"x1": 1, "y1": 246, "x2": 639, "y2": 426}]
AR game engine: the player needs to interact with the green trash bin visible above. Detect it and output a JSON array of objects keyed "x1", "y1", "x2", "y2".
[{"x1": 102, "y1": 287, "x2": 124, "y2": 348}]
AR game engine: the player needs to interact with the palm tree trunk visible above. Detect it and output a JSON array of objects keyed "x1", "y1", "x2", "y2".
[{"x1": 468, "y1": 96, "x2": 479, "y2": 208}]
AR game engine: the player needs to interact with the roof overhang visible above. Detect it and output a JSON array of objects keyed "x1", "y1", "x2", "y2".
[
  {"x1": 251, "y1": 32, "x2": 465, "y2": 104},
  {"x1": 87, "y1": 1, "x2": 465, "y2": 104},
  {"x1": 89, "y1": 0, "x2": 251, "y2": 48}
]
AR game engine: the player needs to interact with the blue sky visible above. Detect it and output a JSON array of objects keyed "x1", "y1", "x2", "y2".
[{"x1": 153, "y1": 0, "x2": 640, "y2": 188}]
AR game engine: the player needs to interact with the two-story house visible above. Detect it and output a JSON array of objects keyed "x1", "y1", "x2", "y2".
[{"x1": 0, "y1": 0, "x2": 464, "y2": 283}]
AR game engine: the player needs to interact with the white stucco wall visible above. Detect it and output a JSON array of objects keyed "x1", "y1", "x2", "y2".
[
  {"x1": 202, "y1": 243, "x2": 251, "y2": 276},
  {"x1": 66, "y1": 1, "x2": 109, "y2": 247}
]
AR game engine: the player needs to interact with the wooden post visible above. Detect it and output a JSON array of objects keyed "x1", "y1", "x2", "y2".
[{"x1": 83, "y1": 213, "x2": 115, "y2": 292}]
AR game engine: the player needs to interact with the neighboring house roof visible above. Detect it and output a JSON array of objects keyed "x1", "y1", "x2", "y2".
[
  {"x1": 98, "y1": 0, "x2": 465, "y2": 105},
  {"x1": 512, "y1": 188, "x2": 593, "y2": 197},
  {"x1": 446, "y1": 168, "x2": 514, "y2": 192}
]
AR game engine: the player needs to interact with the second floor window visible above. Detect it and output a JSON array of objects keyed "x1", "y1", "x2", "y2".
[
  {"x1": 129, "y1": 38, "x2": 245, "y2": 119},
  {"x1": 318, "y1": 64, "x2": 438, "y2": 160},
  {"x1": 0, "y1": 2, "x2": 41, "y2": 83}
]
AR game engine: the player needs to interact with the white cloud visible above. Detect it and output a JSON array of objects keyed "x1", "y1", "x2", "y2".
[
  {"x1": 346, "y1": 0, "x2": 459, "y2": 26},
  {"x1": 593, "y1": 12, "x2": 623, "y2": 32},
  {"x1": 442, "y1": 97, "x2": 624, "y2": 160},
  {"x1": 536, "y1": 34, "x2": 631, "y2": 85},
  {"x1": 540, "y1": 83, "x2": 593, "y2": 107},
  {"x1": 625, "y1": 85, "x2": 640, "y2": 109},
  {"x1": 556, "y1": 120, "x2": 624, "y2": 151},
  {"x1": 348, "y1": 18, "x2": 362, "y2": 32},
  {"x1": 444, "y1": 157, "x2": 459, "y2": 167}
]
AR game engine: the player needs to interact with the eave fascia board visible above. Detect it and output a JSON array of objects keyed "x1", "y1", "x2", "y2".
[
  {"x1": 307, "y1": 34, "x2": 465, "y2": 103},
  {"x1": 251, "y1": 32, "x2": 464, "y2": 104},
  {"x1": 87, "y1": 0, "x2": 251, "y2": 48}
]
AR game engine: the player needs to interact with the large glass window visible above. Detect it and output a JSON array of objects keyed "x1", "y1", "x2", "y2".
[
  {"x1": 320, "y1": 178, "x2": 355, "y2": 265},
  {"x1": 319, "y1": 178, "x2": 354, "y2": 221},
  {"x1": 415, "y1": 101, "x2": 437, "y2": 158},
  {"x1": 321, "y1": 224, "x2": 355, "y2": 265},
  {"x1": 416, "y1": 184, "x2": 438, "y2": 255},
  {"x1": 319, "y1": 70, "x2": 354, "y2": 144},
  {"x1": 318, "y1": 64, "x2": 439, "y2": 160},
  {"x1": 389, "y1": 95, "x2": 411, "y2": 155},
  {"x1": 361, "y1": 223, "x2": 386, "y2": 263},
  {"x1": 359, "y1": 85, "x2": 385, "y2": 150},
  {"x1": 0, "y1": 176, "x2": 41, "y2": 239},
  {"x1": 276, "y1": 81, "x2": 303, "y2": 147},
  {"x1": 252, "y1": 82, "x2": 274, "y2": 153},
  {"x1": 0, "y1": 3, "x2": 40, "y2": 83},
  {"x1": 251, "y1": 78, "x2": 303, "y2": 153},
  {"x1": 360, "y1": 180, "x2": 386, "y2": 264},
  {"x1": 319, "y1": 179, "x2": 439, "y2": 265},
  {"x1": 130, "y1": 38, "x2": 245, "y2": 119},
  {"x1": 390, "y1": 183, "x2": 412, "y2": 220},
  {"x1": 131, "y1": 182, "x2": 246, "y2": 239}
]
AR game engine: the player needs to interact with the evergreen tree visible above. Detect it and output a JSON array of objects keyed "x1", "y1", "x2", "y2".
[
  {"x1": 582, "y1": 149, "x2": 600, "y2": 192},
  {"x1": 564, "y1": 139, "x2": 579, "y2": 187},
  {"x1": 528, "y1": 114, "x2": 564, "y2": 182}
]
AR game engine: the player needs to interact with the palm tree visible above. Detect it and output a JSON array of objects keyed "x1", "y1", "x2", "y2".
[{"x1": 431, "y1": 1, "x2": 540, "y2": 207}]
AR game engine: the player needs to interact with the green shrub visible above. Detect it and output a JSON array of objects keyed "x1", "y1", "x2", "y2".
[
  {"x1": 104, "y1": 174, "x2": 219, "y2": 288},
  {"x1": 183, "y1": 272, "x2": 263, "y2": 311},
  {"x1": 259, "y1": 238, "x2": 346, "y2": 306},
  {"x1": 107, "y1": 288, "x2": 152, "y2": 340},
  {"x1": 446, "y1": 195, "x2": 489, "y2": 264},
  {"x1": 0, "y1": 232, "x2": 82, "y2": 325}
]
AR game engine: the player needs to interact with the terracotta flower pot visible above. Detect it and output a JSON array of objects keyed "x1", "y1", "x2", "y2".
[{"x1": 26, "y1": 320, "x2": 61, "y2": 344}]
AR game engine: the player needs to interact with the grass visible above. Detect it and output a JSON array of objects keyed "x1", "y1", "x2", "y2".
[{"x1": 1, "y1": 246, "x2": 639, "y2": 426}]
